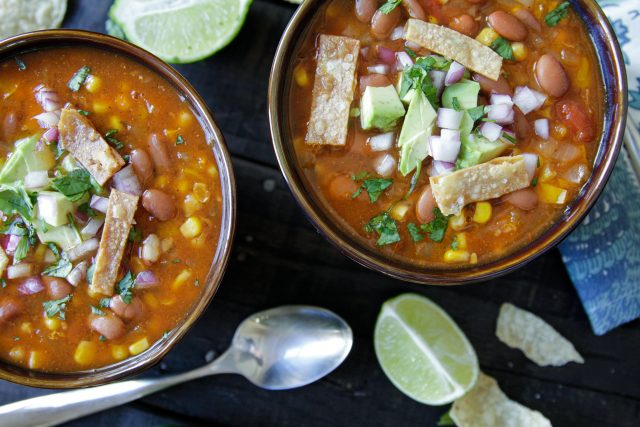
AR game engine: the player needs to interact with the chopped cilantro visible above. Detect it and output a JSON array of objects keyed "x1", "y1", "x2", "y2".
[
  {"x1": 194, "y1": 278, "x2": 200, "y2": 287},
  {"x1": 67, "y1": 66, "x2": 91, "y2": 92},
  {"x1": 87, "y1": 263, "x2": 95, "y2": 286},
  {"x1": 399, "y1": 56, "x2": 451, "y2": 109},
  {"x1": 502, "y1": 132, "x2": 517, "y2": 144},
  {"x1": 52, "y1": 168, "x2": 93, "y2": 202},
  {"x1": 451, "y1": 235, "x2": 459, "y2": 250},
  {"x1": 116, "y1": 271, "x2": 136, "y2": 304},
  {"x1": 0, "y1": 186, "x2": 34, "y2": 220},
  {"x1": 128, "y1": 226, "x2": 142, "y2": 243},
  {"x1": 1, "y1": 220, "x2": 37, "y2": 264},
  {"x1": 14, "y1": 57, "x2": 26, "y2": 71},
  {"x1": 77, "y1": 109, "x2": 90, "y2": 116},
  {"x1": 351, "y1": 171, "x2": 370, "y2": 181},
  {"x1": 404, "y1": 47, "x2": 417, "y2": 60},
  {"x1": 545, "y1": 2, "x2": 571, "y2": 27},
  {"x1": 404, "y1": 164, "x2": 421, "y2": 199},
  {"x1": 365, "y1": 212, "x2": 400, "y2": 246},
  {"x1": 104, "y1": 129, "x2": 124, "y2": 150},
  {"x1": 43, "y1": 295, "x2": 72, "y2": 320},
  {"x1": 42, "y1": 251, "x2": 73, "y2": 277},
  {"x1": 378, "y1": 0, "x2": 401, "y2": 14},
  {"x1": 407, "y1": 223, "x2": 424, "y2": 242},
  {"x1": 47, "y1": 242, "x2": 61, "y2": 259},
  {"x1": 67, "y1": 213, "x2": 83, "y2": 242},
  {"x1": 1, "y1": 279, "x2": 6, "y2": 288},
  {"x1": 532, "y1": 178, "x2": 538, "y2": 187},
  {"x1": 91, "y1": 306, "x2": 105, "y2": 315},
  {"x1": 78, "y1": 202, "x2": 96, "y2": 218},
  {"x1": 172, "y1": 259, "x2": 181, "y2": 264},
  {"x1": 352, "y1": 178, "x2": 392, "y2": 203},
  {"x1": 176, "y1": 134, "x2": 185, "y2": 145},
  {"x1": 99, "y1": 335, "x2": 107, "y2": 342},
  {"x1": 451, "y1": 97, "x2": 463, "y2": 112},
  {"x1": 13, "y1": 236, "x2": 31, "y2": 264},
  {"x1": 421, "y1": 208, "x2": 450, "y2": 243},
  {"x1": 467, "y1": 106, "x2": 486, "y2": 123},
  {"x1": 99, "y1": 297, "x2": 111, "y2": 308},
  {"x1": 491, "y1": 37, "x2": 514, "y2": 61}
]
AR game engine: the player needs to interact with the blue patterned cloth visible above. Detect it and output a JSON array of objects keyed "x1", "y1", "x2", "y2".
[{"x1": 558, "y1": 0, "x2": 640, "y2": 335}]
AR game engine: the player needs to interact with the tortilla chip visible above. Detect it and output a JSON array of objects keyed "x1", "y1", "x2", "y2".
[
  {"x1": 451, "y1": 373, "x2": 552, "y2": 427},
  {"x1": 305, "y1": 34, "x2": 360, "y2": 146},
  {"x1": 404, "y1": 19, "x2": 502, "y2": 81},
  {"x1": 0, "y1": 0, "x2": 67, "y2": 39},
  {"x1": 496, "y1": 303, "x2": 584, "y2": 366},
  {"x1": 430, "y1": 155, "x2": 530, "y2": 216},
  {"x1": 90, "y1": 189, "x2": 138, "y2": 296},
  {"x1": 58, "y1": 108, "x2": 125, "y2": 185}
]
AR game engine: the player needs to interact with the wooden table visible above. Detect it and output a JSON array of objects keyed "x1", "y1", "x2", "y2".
[{"x1": 1, "y1": 1, "x2": 639, "y2": 426}]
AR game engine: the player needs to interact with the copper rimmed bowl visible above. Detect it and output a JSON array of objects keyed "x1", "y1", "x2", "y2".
[
  {"x1": 0, "y1": 30, "x2": 236, "y2": 388},
  {"x1": 269, "y1": 0, "x2": 627, "y2": 285}
]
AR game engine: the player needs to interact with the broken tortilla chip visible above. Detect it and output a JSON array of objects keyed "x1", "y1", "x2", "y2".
[
  {"x1": 0, "y1": 0, "x2": 67, "y2": 39},
  {"x1": 404, "y1": 19, "x2": 503, "y2": 81},
  {"x1": 496, "y1": 303, "x2": 584, "y2": 367},
  {"x1": 451, "y1": 373, "x2": 552, "y2": 427}
]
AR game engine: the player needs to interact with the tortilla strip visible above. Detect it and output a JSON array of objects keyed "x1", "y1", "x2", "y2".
[
  {"x1": 58, "y1": 108, "x2": 125, "y2": 185},
  {"x1": 430, "y1": 155, "x2": 530, "y2": 216},
  {"x1": 0, "y1": 246, "x2": 8, "y2": 278},
  {"x1": 90, "y1": 189, "x2": 139, "y2": 296},
  {"x1": 404, "y1": 19, "x2": 503, "y2": 81},
  {"x1": 305, "y1": 34, "x2": 360, "y2": 146},
  {"x1": 451, "y1": 373, "x2": 552, "y2": 427},
  {"x1": 496, "y1": 303, "x2": 584, "y2": 366}
]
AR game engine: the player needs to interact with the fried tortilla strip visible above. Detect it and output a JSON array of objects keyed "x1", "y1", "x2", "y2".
[
  {"x1": 58, "y1": 108, "x2": 125, "y2": 185},
  {"x1": 305, "y1": 34, "x2": 360, "y2": 146},
  {"x1": 430, "y1": 155, "x2": 530, "y2": 216},
  {"x1": 404, "y1": 19, "x2": 503, "y2": 80},
  {"x1": 90, "y1": 189, "x2": 139, "y2": 296},
  {"x1": 451, "y1": 373, "x2": 552, "y2": 427},
  {"x1": 496, "y1": 303, "x2": 584, "y2": 366}
]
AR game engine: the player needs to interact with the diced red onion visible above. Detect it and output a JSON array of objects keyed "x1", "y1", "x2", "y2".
[
  {"x1": 42, "y1": 127, "x2": 59, "y2": 143},
  {"x1": 522, "y1": 153, "x2": 539, "y2": 181},
  {"x1": 405, "y1": 41, "x2": 421, "y2": 51},
  {"x1": 367, "y1": 64, "x2": 390, "y2": 75},
  {"x1": 368, "y1": 132, "x2": 395, "y2": 152},
  {"x1": 437, "y1": 108, "x2": 464, "y2": 130},
  {"x1": 534, "y1": 118, "x2": 549, "y2": 140},
  {"x1": 90, "y1": 195, "x2": 109, "y2": 214},
  {"x1": 487, "y1": 104, "x2": 514, "y2": 125},
  {"x1": 112, "y1": 165, "x2": 142, "y2": 196},
  {"x1": 34, "y1": 84, "x2": 61, "y2": 112},
  {"x1": 5, "y1": 234, "x2": 21, "y2": 254},
  {"x1": 490, "y1": 94, "x2": 513, "y2": 106},
  {"x1": 561, "y1": 163, "x2": 588, "y2": 184},
  {"x1": 445, "y1": 61, "x2": 465, "y2": 86},
  {"x1": 374, "y1": 154, "x2": 396, "y2": 178},
  {"x1": 378, "y1": 46, "x2": 396, "y2": 65},
  {"x1": 34, "y1": 111, "x2": 61, "y2": 128},
  {"x1": 67, "y1": 238, "x2": 99, "y2": 262},
  {"x1": 429, "y1": 135, "x2": 461, "y2": 163},
  {"x1": 395, "y1": 51, "x2": 413, "y2": 71},
  {"x1": 66, "y1": 261, "x2": 88, "y2": 287},
  {"x1": 81, "y1": 217, "x2": 104, "y2": 238},
  {"x1": 17, "y1": 275, "x2": 44, "y2": 294},
  {"x1": 431, "y1": 160, "x2": 455, "y2": 176},
  {"x1": 24, "y1": 171, "x2": 50, "y2": 190},
  {"x1": 480, "y1": 122, "x2": 503, "y2": 142},
  {"x1": 430, "y1": 70, "x2": 446, "y2": 96},
  {"x1": 135, "y1": 270, "x2": 160, "y2": 289},
  {"x1": 9, "y1": 265, "x2": 35, "y2": 281},
  {"x1": 513, "y1": 86, "x2": 546, "y2": 115},
  {"x1": 390, "y1": 26, "x2": 405, "y2": 41}
]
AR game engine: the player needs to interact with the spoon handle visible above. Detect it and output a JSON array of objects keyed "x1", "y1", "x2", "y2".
[{"x1": 0, "y1": 358, "x2": 233, "y2": 427}]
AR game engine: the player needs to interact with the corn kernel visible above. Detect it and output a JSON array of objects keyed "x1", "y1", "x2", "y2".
[
  {"x1": 111, "y1": 344, "x2": 129, "y2": 361},
  {"x1": 20, "y1": 322, "x2": 33, "y2": 334},
  {"x1": 390, "y1": 202, "x2": 411, "y2": 221},
  {"x1": 28, "y1": 351, "x2": 44, "y2": 369},
  {"x1": 537, "y1": 183, "x2": 567, "y2": 204},
  {"x1": 161, "y1": 297, "x2": 176, "y2": 306},
  {"x1": 161, "y1": 237, "x2": 174, "y2": 253},
  {"x1": 444, "y1": 249, "x2": 470, "y2": 263},
  {"x1": 473, "y1": 202, "x2": 492, "y2": 224},
  {"x1": 74, "y1": 341, "x2": 97, "y2": 365},
  {"x1": 130, "y1": 256, "x2": 146, "y2": 274},
  {"x1": 143, "y1": 293, "x2": 159, "y2": 309},
  {"x1": 115, "y1": 94, "x2": 130, "y2": 110},
  {"x1": 450, "y1": 211, "x2": 467, "y2": 231},
  {"x1": 208, "y1": 165, "x2": 219, "y2": 177},
  {"x1": 183, "y1": 195, "x2": 203, "y2": 216},
  {"x1": 154, "y1": 174, "x2": 169, "y2": 189},
  {"x1": 454, "y1": 233, "x2": 468, "y2": 250},
  {"x1": 180, "y1": 217, "x2": 203, "y2": 239},
  {"x1": 129, "y1": 338, "x2": 149, "y2": 356},
  {"x1": 470, "y1": 253, "x2": 478, "y2": 264},
  {"x1": 176, "y1": 179, "x2": 190, "y2": 194},
  {"x1": 172, "y1": 269, "x2": 193, "y2": 291},
  {"x1": 178, "y1": 110, "x2": 193, "y2": 127},
  {"x1": 552, "y1": 124, "x2": 568, "y2": 140},
  {"x1": 109, "y1": 115, "x2": 123, "y2": 131},
  {"x1": 476, "y1": 28, "x2": 499, "y2": 46},
  {"x1": 9, "y1": 346, "x2": 25, "y2": 361},
  {"x1": 575, "y1": 57, "x2": 590, "y2": 89},
  {"x1": 93, "y1": 102, "x2": 109, "y2": 114},
  {"x1": 539, "y1": 164, "x2": 557, "y2": 182},
  {"x1": 427, "y1": 15, "x2": 439, "y2": 24},
  {"x1": 44, "y1": 317, "x2": 61, "y2": 331},
  {"x1": 85, "y1": 75, "x2": 102, "y2": 93},
  {"x1": 511, "y1": 42, "x2": 527, "y2": 61},
  {"x1": 193, "y1": 183, "x2": 210, "y2": 203},
  {"x1": 191, "y1": 233, "x2": 207, "y2": 248},
  {"x1": 294, "y1": 65, "x2": 309, "y2": 87}
]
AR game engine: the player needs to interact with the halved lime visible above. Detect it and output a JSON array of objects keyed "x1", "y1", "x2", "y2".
[
  {"x1": 374, "y1": 293, "x2": 479, "y2": 405},
  {"x1": 109, "y1": 0, "x2": 252, "y2": 64}
]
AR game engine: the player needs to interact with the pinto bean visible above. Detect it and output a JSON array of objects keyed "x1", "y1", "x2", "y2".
[
  {"x1": 449, "y1": 14, "x2": 478, "y2": 37},
  {"x1": 110, "y1": 295, "x2": 144, "y2": 321},
  {"x1": 488, "y1": 11, "x2": 528, "y2": 41},
  {"x1": 371, "y1": 8, "x2": 401, "y2": 39},
  {"x1": 504, "y1": 188, "x2": 538, "y2": 211},
  {"x1": 514, "y1": 8, "x2": 541, "y2": 32},
  {"x1": 43, "y1": 277, "x2": 72, "y2": 300},
  {"x1": 142, "y1": 189, "x2": 176, "y2": 221},
  {"x1": 416, "y1": 186, "x2": 437, "y2": 223},
  {"x1": 130, "y1": 149, "x2": 154, "y2": 183},
  {"x1": 472, "y1": 73, "x2": 512, "y2": 96},
  {"x1": 513, "y1": 107, "x2": 532, "y2": 140},
  {"x1": 360, "y1": 74, "x2": 392, "y2": 93},
  {"x1": 535, "y1": 54, "x2": 570, "y2": 98},
  {"x1": 147, "y1": 133, "x2": 171, "y2": 173},
  {"x1": 0, "y1": 297, "x2": 23, "y2": 324},
  {"x1": 328, "y1": 175, "x2": 360, "y2": 200},
  {"x1": 403, "y1": 0, "x2": 427, "y2": 21},
  {"x1": 90, "y1": 314, "x2": 125, "y2": 340},
  {"x1": 355, "y1": 0, "x2": 377, "y2": 23}
]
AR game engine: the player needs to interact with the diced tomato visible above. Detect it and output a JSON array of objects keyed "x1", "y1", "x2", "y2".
[
  {"x1": 555, "y1": 100, "x2": 595, "y2": 143},
  {"x1": 419, "y1": 0, "x2": 446, "y2": 23}
]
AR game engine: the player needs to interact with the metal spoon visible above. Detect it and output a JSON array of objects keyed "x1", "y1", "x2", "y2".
[{"x1": 0, "y1": 305, "x2": 353, "y2": 427}]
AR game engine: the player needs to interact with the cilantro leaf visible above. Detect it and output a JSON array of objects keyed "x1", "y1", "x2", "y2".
[
  {"x1": 78, "y1": 202, "x2": 96, "y2": 218},
  {"x1": 128, "y1": 226, "x2": 142, "y2": 243},
  {"x1": 91, "y1": 306, "x2": 105, "y2": 315},
  {"x1": 0, "y1": 186, "x2": 33, "y2": 220},
  {"x1": 420, "y1": 207, "x2": 450, "y2": 243},
  {"x1": 404, "y1": 47, "x2": 417, "y2": 60},
  {"x1": 378, "y1": 0, "x2": 401, "y2": 14},
  {"x1": 451, "y1": 97, "x2": 463, "y2": 112},
  {"x1": 116, "y1": 271, "x2": 136, "y2": 304},
  {"x1": 398, "y1": 56, "x2": 451, "y2": 109},
  {"x1": 15, "y1": 57, "x2": 26, "y2": 71},
  {"x1": 407, "y1": 223, "x2": 424, "y2": 242},
  {"x1": 176, "y1": 134, "x2": 185, "y2": 145},
  {"x1": 450, "y1": 235, "x2": 460, "y2": 250},
  {"x1": 353, "y1": 178, "x2": 393, "y2": 203},
  {"x1": 99, "y1": 297, "x2": 111, "y2": 308},
  {"x1": 365, "y1": 212, "x2": 400, "y2": 246},
  {"x1": 13, "y1": 236, "x2": 31, "y2": 264},
  {"x1": 52, "y1": 169, "x2": 93, "y2": 202},
  {"x1": 43, "y1": 295, "x2": 72, "y2": 320},
  {"x1": 77, "y1": 109, "x2": 90, "y2": 116},
  {"x1": 67, "y1": 66, "x2": 91, "y2": 92},
  {"x1": 104, "y1": 129, "x2": 124, "y2": 151},
  {"x1": 467, "y1": 106, "x2": 486, "y2": 125},
  {"x1": 545, "y1": 2, "x2": 571, "y2": 27},
  {"x1": 491, "y1": 37, "x2": 514, "y2": 61},
  {"x1": 86, "y1": 263, "x2": 95, "y2": 286},
  {"x1": 404, "y1": 164, "x2": 421, "y2": 199},
  {"x1": 42, "y1": 252, "x2": 73, "y2": 277}
]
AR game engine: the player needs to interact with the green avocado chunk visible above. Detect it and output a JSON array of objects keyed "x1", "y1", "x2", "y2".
[
  {"x1": 35, "y1": 223, "x2": 81, "y2": 251},
  {"x1": 36, "y1": 191, "x2": 75, "y2": 227},
  {"x1": 0, "y1": 135, "x2": 55, "y2": 184},
  {"x1": 360, "y1": 85, "x2": 406, "y2": 132},
  {"x1": 398, "y1": 91, "x2": 437, "y2": 176}
]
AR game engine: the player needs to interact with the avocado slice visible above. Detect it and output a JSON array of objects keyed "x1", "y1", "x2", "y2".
[
  {"x1": 35, "y1": 223, "x2": 81, "y2": 251},
  {"x1": 37, "y1": 191, "x2": 75, "y2": 227},
  {"x1": 360, "y1": 85, "x2": 405, "y2": 132},
  {"x1": 442, "y1": 80, "x2": 480, "y2": 111},
  {"x1": 398, "y1": 91, "x2": 437, "y2": 176},
  {"x1": 0, "y1": 135, "x2": 55, "y2": 184}
]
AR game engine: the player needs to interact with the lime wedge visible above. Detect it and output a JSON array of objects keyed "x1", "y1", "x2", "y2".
[
  {"x1": 374, "y1": 293, "x2": 479, "y2": 405},
  {"x1": 109, "y1": 0, "x2": 252, "y2": 64}
]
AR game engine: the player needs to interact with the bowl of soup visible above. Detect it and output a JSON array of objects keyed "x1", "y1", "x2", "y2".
[
  {"x1": 269, "y1": 0, "x2": 626, "y2": 284},
  {"x1": 0, "y1": 30, "x2": 235, "y2": 387}
]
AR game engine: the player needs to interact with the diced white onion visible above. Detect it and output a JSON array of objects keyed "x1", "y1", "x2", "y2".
[
  {"x1": 7, "y1": 264, "x2": 34, "y2": 280},
  {"x1": 367, "y1": 64, "x2": 390, "y2": 75},
  {"x1": 374, "y1": 154, "x2": 396, "y2": 178},
  {"x1": 431, "y1": 160, "x2": 455, "y2": 176},
  {"x1": 522, "y1": 153, "x2": 539, "y2": 181},
  {"x1": 33, "y1": 111, "x2": 60, "y2": 128},
  {"x1": 67, "y1": 238, "x2": 99, "y2": 262},
  {"x1": 445, "y1": 61, "x2": 465, "y2": 86},
  {"x1": 487, "y1": 104, "x2": 514, "y2": 125},
  {"x1": 81, "y1": 217, "x2": 104, "y2": 238},
  {"x1": 513, "y1": 86, "x2": 546, "y2": 114},
  {"x1": 43, "y1": 249, "x2": 57, "y2": 263},
  {"x1": 368, "y1": 132, "x2": 395, "y2": 152},
  {"x1": 534, "y1": 118, "x2": 550, "y2": 140},
  {"x1": 430, "y1": 70, "x2": 446, "y2": 96},
  {"x1": 490, "y1": 94, "x2": 513, "y2": 106},
  {"x1": 90, "y1": 195, "x2": 109, "y2": 214},
  {"x1": 437, "y1": 108, "x2": 464, "y2": 130},
  {"x1": 141, "y1": 234, "x2": 161, "y2": 264},
  {"x1": 66, "y1": 261, "x2": 88, "y2": 287},
  {"x1": 24, "y1": 171, "x2": 50, "y2": 190},
  {"x1": 561, "y1": 163, "x2": 588, "y2": 184},
  {"x1": 390, "y1": 26, "x2": 405, "y2": 40},
  {"x1": 429, "y1": 135, "x2": 461, "y2": 163},
  {"x1": 480, "y1": 122, "x2": 503, "y2": 142},
  {"x1": 396, "y1": 51, "x2": 414, "y2": 70}
]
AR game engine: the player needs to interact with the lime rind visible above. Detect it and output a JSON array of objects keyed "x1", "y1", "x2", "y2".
[{"x1": 109, "y1": 0, "x2": 252, "y2": 64}]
